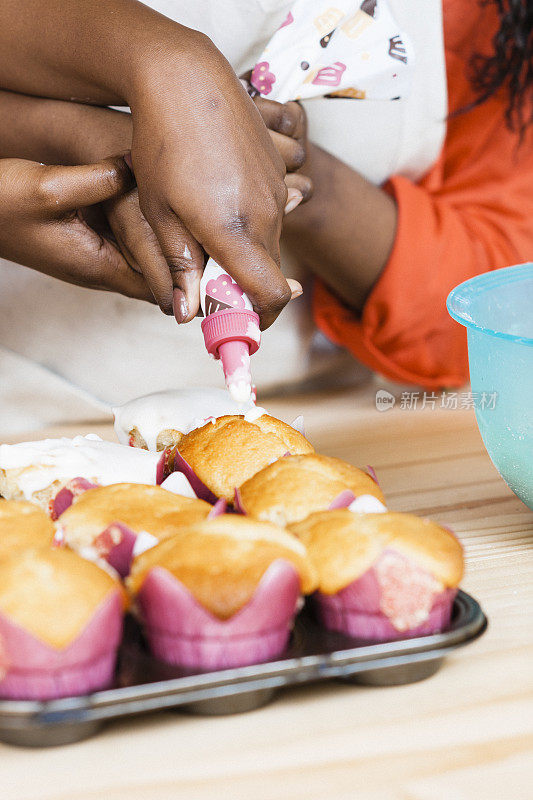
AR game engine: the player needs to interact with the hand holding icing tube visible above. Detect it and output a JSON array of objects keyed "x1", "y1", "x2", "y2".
[
  {"x1": 200, "y1": 260, "x2": 261, "y2": 403},
  {"x1": 198, "y1": 0, "x2": 413, "y2": 401}
]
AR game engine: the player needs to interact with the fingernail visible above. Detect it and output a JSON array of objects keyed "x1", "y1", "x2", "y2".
[
  {"x1": 287, "y1": 278, "x2": 303, "y2": 300},
  {"x1": 173, "y1": 288, "x2": 189, "y2": 323},
  {"x1": 284, "y1": 189, "x2": 303, "y2": 215}
]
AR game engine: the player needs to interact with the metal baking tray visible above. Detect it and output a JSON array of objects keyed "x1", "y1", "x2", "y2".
[{"x1": 0, "y1": 590, "x2": 487, "y2": 747}]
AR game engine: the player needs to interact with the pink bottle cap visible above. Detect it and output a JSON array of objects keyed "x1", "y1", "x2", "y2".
[{"x1": 201, "y1": 309, "x2": 261, "y2": 402}]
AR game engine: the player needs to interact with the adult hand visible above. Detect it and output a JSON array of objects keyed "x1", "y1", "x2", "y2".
[
  {"x1": 0, "y1": 155, "x2": 153, "y2": 301},
  {"x1": 0, "y1": 3, "x2": 305, "y2": 327},
  {"x1": 0, "y1": 89, "x2": 307, "y2": 317},
  {"x1": 128, "y1": 33, "x2": 295, "y2": 329}
]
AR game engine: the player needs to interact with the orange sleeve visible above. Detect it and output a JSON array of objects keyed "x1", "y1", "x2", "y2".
[{"x1": 312, "y1": 4, "x2": 533, "y2": 389}]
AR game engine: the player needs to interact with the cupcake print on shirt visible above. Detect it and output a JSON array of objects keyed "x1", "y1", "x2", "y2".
[{"x1": 249, "y1": 0, "x2": 414, "y2": 105}]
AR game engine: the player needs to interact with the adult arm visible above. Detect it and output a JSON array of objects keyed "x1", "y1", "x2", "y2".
[
  {"x1": 0, "y1": 90, "x2": 310, "y2": 309},
  {"x1": 0, "y1": 0, "x2": 290, "y2": 327}
]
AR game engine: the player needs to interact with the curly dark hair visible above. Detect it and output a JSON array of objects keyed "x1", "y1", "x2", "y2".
[{"x1": 470, "y1": 0, "x2": 533, "y2": 134}]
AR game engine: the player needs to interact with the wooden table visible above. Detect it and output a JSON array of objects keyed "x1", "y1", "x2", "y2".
[{"x1": 2, "y1": 384, "x2": 533, "y2": 800}]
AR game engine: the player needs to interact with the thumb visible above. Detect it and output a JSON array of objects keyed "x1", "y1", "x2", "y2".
[{"x1": 41, "y1": 156, "x2": 135, "y2": 214}]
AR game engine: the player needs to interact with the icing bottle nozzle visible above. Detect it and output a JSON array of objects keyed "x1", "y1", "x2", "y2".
[{"x1": 200, "y1": 260, "x2": 261, "y2": 403}]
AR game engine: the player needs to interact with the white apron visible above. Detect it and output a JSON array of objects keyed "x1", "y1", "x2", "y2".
[{"x1": 0, "y1": 0, "x2": 447, "y2": 434}]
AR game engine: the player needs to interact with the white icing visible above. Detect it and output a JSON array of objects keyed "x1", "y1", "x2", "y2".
[
  {"x1": 77, "y1": 543, "x2": 100, "y2": 563},
  {"x1": 113, "y1": 388, "x2": 258, "y2": 451},
  {"x1": 160, "y1": 472, "x2": 196, "y2": 498},
  {"x1": 243, "y1": 406, "x2": 267, "y2": 424},
  {"x1": 228, "y1": 379, "x2": 252, "y2": 404},
  {"x1": 0, "y1": 434, "x2": 160, "y2": 500},
  {"x1": 290, "y1": 415, "x2": 305, "y2": 435},
  {"x1": 348, "y1": 495, "x2": 388, "y2": 514},
  {"x1": 75, "y1": 543, "x2": 121, "y2": 579},
  {"x1": 245, "y1": 320, "x2": 261, "y2": 345},
  {"x1": 53, "y1": 526, "x2": 64, "y2": 546},
  {"x1": 226, "y1": 353, "x2": 253, "y2": 402},
  {"x1": 132, "y1": 530, "x2": 159, "y2": 558}
]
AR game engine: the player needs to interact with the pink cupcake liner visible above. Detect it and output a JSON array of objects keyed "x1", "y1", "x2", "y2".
[
  {"x1": 315, "y1": 589, "x2": 455, "y2": 641},
  {"x1": 137, "y1": 559, "x2": 301, "y2": 670},
  {"x1": 233, "y1": 487, "x2": 246, "y2": 514},
  {"x1": 147, "y1": 626, "x2": 291, "y2": 671},
  {"x1": 0, "y1": 591, "x2": 123, "y2": 700},
  {"x1": 328, "y1": 490, "x2": 356, "y2": 509},
  {"x1": 314, "y1": 551, "x2": 456, "y2": 641},
  {"x1": 365, "y1": 465, "x2": 380, "y2": 486},
  {"x1": 171, "y1": 450, "x2": 218, "y2": 504},
  {"x1": 50, "y1": 478, "x2": 99, "y2": 520},
  {"x1": 94, "y1": 523, "x2": 138, "y2": 578},
  {"x1": 207, "y1": 498, "x2": 227, "y2": 518},
  {"x1": 0, "y1": 650, "x2": 118, "y2": 701}
]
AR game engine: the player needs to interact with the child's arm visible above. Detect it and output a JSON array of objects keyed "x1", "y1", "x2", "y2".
[
  {"x1": 282, "y1": 143, "x2": 398, "y2": 314},
  {"x1": 285, "y1": 12, "x2": 533, "y2": 389},
  {"x1": 0, "y1": 0, "x2": 290, "y2": 328},
  {"x1": 281, "y1": 100, "x2": 533, "y2": 388}
]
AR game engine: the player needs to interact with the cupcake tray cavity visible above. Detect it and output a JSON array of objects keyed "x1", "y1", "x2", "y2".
[{"x1": 0, "y1": 591, "x2": 486, "y2": 747}]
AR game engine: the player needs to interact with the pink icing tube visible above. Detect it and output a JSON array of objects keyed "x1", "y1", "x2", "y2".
[{"x1": 200, "y1": 259, "x2": 261, "y2": 403}]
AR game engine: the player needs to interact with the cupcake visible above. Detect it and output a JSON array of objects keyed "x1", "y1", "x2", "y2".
[
  {"x1": 0, "y1": 435, "x2": 162, "y2": 512},
  {"x1": 57, "y1": 483, "x2": 212, "y2": 577},
  {"x1": 237, "y1": 453, "x2": 386, "y2": 526},
  {"x1": 0, "y1": 500, "x2": 55, "y2": 559},
  {"x1": 173, "y1": 414, "x2": 314, "y2": 502},
  {"x1": 0, "y1": 548, "x2": 125, "y2": 700},
  {"x1": 290, "y1": 510, "x2": 463, "y2": 641},
  {"x1": 113, "y1": 388, "x2": 259, "y2": 451},
  {"x1": 127, "y1": 516, "x2": 317, "y2": 670}
]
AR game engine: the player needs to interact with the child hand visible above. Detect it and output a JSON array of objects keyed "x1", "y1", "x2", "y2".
[
  {"x1": 0, "y1": 156, "x2": 153, "y2": 301},
  {"x1": 253, "y1": 97, "x2": 313, "y2": 206}
]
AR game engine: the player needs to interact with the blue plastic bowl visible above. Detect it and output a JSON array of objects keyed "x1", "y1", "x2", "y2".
[{"x1": 447, "y1": 263, "x2": 533, "y2": 510}]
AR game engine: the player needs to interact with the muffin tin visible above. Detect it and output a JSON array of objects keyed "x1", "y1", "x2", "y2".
[{"x1": 0, "y1": 589, "x2": 486, "y2": 748}]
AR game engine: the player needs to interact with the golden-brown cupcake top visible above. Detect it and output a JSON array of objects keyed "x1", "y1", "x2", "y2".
[
  {"x1": 57, "y1": 483, "x2": 211, "y2": 551},
  {"x1": 239, "y1": 453, "x2": 385, "y2": 526},
  {"x1": 0, "y1": 547, "x2": 124, "y2": 649},
  {"x1": 0, "y1": 500, "x2": 55, "y2": 559},
  {"x1": 128, "y1": 515, "x2": 317, "y2": 619},
  {"x1": 176, "y1": 414, "x2": 314, "y2": 501},
  {"x1": 290, "y1": 510, "x2": 464, "y2": 594}
]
